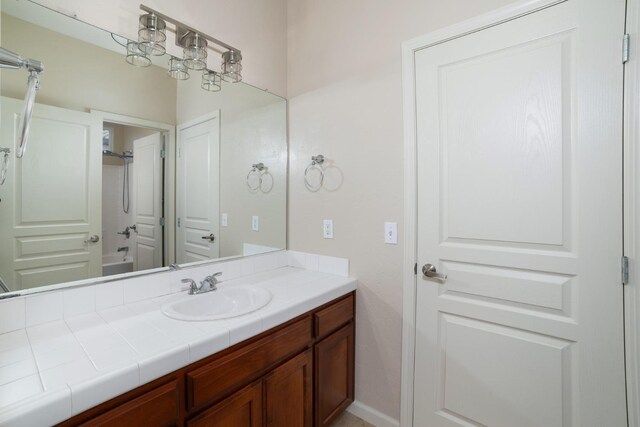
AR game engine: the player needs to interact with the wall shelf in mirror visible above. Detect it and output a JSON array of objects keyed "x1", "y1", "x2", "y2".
[{"x1": 0, "y1": 0, "x2": 287, "y2": 298}]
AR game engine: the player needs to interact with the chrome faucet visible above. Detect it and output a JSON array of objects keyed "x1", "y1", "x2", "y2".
[
  {"x1": 182, "y1": 272, "x2": 222, "y2": 295},
  {"x1": 117, "y1": 227, "x2": 131, "y2": 239}
]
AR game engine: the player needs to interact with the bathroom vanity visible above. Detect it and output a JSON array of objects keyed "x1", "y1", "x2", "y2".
[
  {"x1": 0, "y1": 252, "x2": 355, "y2": 427},
  {"x1": 57, "y1": 292, "x2": 355, "y2": 427}
]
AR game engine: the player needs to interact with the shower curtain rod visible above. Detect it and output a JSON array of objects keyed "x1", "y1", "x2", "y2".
[{"x1": 102, "y1": 150, "x2": 133, "y2": 159}]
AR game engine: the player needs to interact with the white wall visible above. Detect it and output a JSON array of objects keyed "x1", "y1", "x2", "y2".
[
  {"x1": 30, "y1": 0, "x2": 288, "y2": 97},
  {"x1": 287, "y1": 0, "x2": 517, "y2": 421}
]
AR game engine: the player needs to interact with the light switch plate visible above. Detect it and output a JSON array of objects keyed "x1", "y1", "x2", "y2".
[
  {"x1": 252, "y1": 215, "x2": 259, "y2": 231},
  {"x1": 323, "y1": 220, "x2": 334, "y2": 239},
  {"x1": 221, "y1": 213, "x2": 228, "y2": 227},
  {"x1": 385, "y1": 222, "x2": 398, "y2": 244}
]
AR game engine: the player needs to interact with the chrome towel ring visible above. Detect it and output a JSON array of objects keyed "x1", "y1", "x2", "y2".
[
  {"x1": 304, "y1": 155, "x2": 325, "y2": 192},
  {"x1": 246, "y1": 162, "x2": 273, "y2": 193},
  {"x1": 246, "y1": 163, "x2": 265, "y2": 191}
]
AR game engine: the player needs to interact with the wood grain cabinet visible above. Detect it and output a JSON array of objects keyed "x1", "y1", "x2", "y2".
[
  {"x1": 265, "y1": 350, "x2": 313, "y2": 427},
  {"x1": 187, "y1": 382, "x2": 263, "y2": 427},
  {"x1": 58, "y1": 292, "x2": 355, "y2": 427},
  {"x1": 315, "y1": 323, "x2": 355, "y2": 427}
]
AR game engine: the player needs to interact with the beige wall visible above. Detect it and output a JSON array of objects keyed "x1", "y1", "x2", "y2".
[
  {"x1": 287, "y1": 0, "x2": 517, "y2": 421},
  {"x1": 218, "y1": 101, "x2": 287, "y2": 257},
  {"x1": 177, "y1": 78, "x2": 287, "y2": 257},
  {"x1": 30, "y1": 0, "x2": 288, "y2": 97},
  {"x1": 1, "y1": 14, "x2": 177, "y2": 124}
]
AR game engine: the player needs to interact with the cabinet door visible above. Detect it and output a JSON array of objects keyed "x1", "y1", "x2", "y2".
[
  {"x1": 315, "y1": 322, "x2": 355, "y2": 427},
  {"x1": 79, "y1": 380, "x2": 179, "y2": 427},
  {"x1": 187, "y1": 381, "x2": 262, "y2": 427},
  {"x1": 264, "y1": 350, "x2": 313, "y2": 427}
]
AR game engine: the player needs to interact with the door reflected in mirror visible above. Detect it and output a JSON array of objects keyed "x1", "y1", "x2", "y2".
[{"x1": 0, "y1": 0, "x2": 287, "y2": 295}]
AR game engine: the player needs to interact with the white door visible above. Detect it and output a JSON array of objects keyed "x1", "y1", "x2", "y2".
[
  {"x1": 0, "y1": 97, "x2": 102, "y2": 290},
  {"x1": 176, "y1": 112, "x2": 220, "y2": 263},
  {"x1": 132, "y1": 132, "x2": 163, "y2": 271},
  {"x1": 412, "y1": 1, "x2": 626, "y2": 426}
]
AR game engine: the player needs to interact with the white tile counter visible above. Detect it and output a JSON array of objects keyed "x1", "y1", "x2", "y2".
[{"x1": 0, "y1": 251, "x2": 354, "y2": 426}]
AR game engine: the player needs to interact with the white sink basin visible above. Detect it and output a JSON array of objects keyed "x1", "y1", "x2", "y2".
[{"x1": 161, "y1": 285, "x2": 272, "y2": 321}]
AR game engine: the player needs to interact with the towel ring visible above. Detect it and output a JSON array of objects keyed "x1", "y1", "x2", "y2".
[
  {"x1": 304, "y1": 155, "x2": 325, "y2": 192},
  {"x1": 260, "y1": 171, "x2": 274, "y2": 193},
  {"x1": 246, "y1": 163, "x2": 266, "y2": 191}
]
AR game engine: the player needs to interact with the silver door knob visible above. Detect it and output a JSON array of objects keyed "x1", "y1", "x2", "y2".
[
  {"x1": 422, "y1": 263, "x2": 447, "y2": 280},
  {"x1": 201, "y1": 233, "x2": 215, "y2": 242},
  {"x1": 85, "y1": 235, "x2": 100, "y2": 243}
]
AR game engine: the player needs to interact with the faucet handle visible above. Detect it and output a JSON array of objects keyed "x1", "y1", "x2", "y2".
[
  {"x1": 181, "y1": 278, "x2": 198, "y2": 294},
  {"x1": 208, "y1": 272, "x2": 222, "y2": 283}
]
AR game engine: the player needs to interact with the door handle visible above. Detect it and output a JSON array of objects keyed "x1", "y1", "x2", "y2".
[
  {"x1": 422, "y1": 263, "x2": 447, "y2": 281},
  {"x1": 85, "y1": 235, "x2": 100, "y2": 244},
  {"x1": 201, "y1": 233, "x2": 215, "y2": 242}
]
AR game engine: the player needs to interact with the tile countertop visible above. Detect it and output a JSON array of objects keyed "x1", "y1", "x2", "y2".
[{"x1": 0, "y1": 267, "x2": 356, "y2": 427}]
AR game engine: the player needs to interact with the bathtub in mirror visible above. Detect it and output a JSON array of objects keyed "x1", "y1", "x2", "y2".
[{"x1": 0, "y1": 0, "x2": 287, "y2": 295}]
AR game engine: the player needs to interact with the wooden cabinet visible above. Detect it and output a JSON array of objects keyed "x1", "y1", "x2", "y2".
[
  {"x1": 187, "y1": 317, "x2": 312, "y2": 411},
  {"x1": 315, "y1": 323, "x2": 355, "y2": 427},
  {"x1": 58, "y1": 292, "x2": 355, "y2": 427},
  {"x1": 78, "y1": 380, "x2": 180, "y2": 427},
  {"x1": 264, "y1": 350, "x2": 313, "y2": 427},
  {"x1": 187, "y1": 382, "x2": 262, "y2": 427}
]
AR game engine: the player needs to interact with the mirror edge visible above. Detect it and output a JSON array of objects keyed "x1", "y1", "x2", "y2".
[{"x1": 0, "y1": 249, "x2": 288, "y2": 300}]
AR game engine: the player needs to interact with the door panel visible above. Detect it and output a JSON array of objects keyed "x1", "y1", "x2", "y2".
[
  {"x1": 0, "y1": 97, "x2": 102, "y2": 290},
  {"x1": 265, "y1": 350, "x2": 313, "y2": 427},
  {"x1": 176, "y1": 113, "x2": 220, "y2": 263},
  {"x1": 132, "y1": 132, "x2": 163, "y2": 271},
  {"x1": 413, "y1": 1, "x2": 626, "y2": 426}
]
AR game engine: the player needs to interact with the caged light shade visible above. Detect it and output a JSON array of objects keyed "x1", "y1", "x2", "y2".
[
  {"x1": 125, "y1": 41, "x2": 151, "y2": 67},
  {"x1": 201, "y1": 70, "x2": 221, "y2": 92},
  {"x1": 168, "y1": 57, "x2": 189, "y2": 80},
  {"x1": 183, "y1": 33, "x2": 207, "y2": 70},
  {"x1": 138, "y1": 13, "x2": 166, "y2": 56},
  {"x1": 221, "y1": 50, "x2": 242, "y2": 83}
]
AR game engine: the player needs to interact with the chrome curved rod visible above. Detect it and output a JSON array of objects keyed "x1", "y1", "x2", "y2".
[
  {"x1": 0, "y1": 48, "x2": 44, "y2": 159},
  {"x1": 0, "y1": 47, "x2": 43, "y2": 73},
  {"x1": 16, "y1": 71, "x2": 40, "y2": 158},
  {"x1": 0, "y1": 148, "x2": 9, "y2": 186}
]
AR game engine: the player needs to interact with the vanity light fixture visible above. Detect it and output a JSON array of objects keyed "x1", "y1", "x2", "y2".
[
  {"x1": 129, "y1": 4, "x2": 243, "y2": 86},
  {"x1": 183, "y1": 33, "x2": 207, "y2": 70},
  {"x1": 125, "y1": 41, "x2": 151, "y2": 67},
  {"x1": 201, "y1": 70, "x2": 221, "y2": 92},
  {"x1": 221, "y1": 50, "x2": 242, "y2": 83},
  {"x1": 168, "y1": 57, "x2": 189, "y2": 80},
  {"x1": 138, "y1": 13, "x2": 166, "y2": 55}
]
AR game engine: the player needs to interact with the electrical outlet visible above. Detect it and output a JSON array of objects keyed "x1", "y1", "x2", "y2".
[
  {"x1": 323, "y1": 219, "x2": 334, "y2": 239},
  {"x1": 221, "y1": 213, "x2": 228, "y2": 227},
  {"x1": 385, "y1": 222, "x2": 398, "y2": 244},
  {"x1": 252, "y1": 215, "x2": 259, "y2": 231}
]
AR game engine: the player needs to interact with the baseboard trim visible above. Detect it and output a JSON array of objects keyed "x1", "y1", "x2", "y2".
[{"x1": 347, "y1": 400, "x2": 400, "y2": 427}]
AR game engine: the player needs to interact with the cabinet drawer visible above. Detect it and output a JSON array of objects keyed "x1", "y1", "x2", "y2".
[
  {"x1": 187, "y1": 316, "x2": 312, "y2": 410},
  {"x1": 79, "y1": 380, "x2": 179, "y2": 427},
  {"x1": 314, "y1": 294, "x2": 354, "y2": 338}
]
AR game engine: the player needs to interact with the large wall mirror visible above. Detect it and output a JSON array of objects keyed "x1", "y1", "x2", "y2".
[{"x1": 0, "y1": 0, "x2": 287, "y2": 296}]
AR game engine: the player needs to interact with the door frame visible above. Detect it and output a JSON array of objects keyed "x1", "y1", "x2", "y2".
[
  {"x1": 624, "y1": 0, "x2": 640, "y2": 425},
  {"x1": 91, "y1": 110, "x2": 176, "y2": 266},
  {"x1": 400, "y1": 1, "x2": 571, "y2": 425}
]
